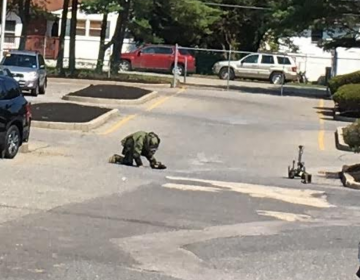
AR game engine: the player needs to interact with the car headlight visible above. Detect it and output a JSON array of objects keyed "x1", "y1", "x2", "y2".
[{"x1": 26, "y1": 71, "x2": 38, "y2": 79}]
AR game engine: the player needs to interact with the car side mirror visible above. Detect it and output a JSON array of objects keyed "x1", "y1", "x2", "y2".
[
  {"x1": 40, "y1": 65, "x2": 45, "y2": 69},
  {"x1": 137, "y1": 51, "x2": 142, "y2": 56}
]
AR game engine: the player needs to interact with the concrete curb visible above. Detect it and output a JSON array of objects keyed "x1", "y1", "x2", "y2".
[
  {"x1": 335, "y1": 127, "x2": 352, "y2": 152},
  {"x1": 341, "y1": 165, "x2": 360, "y2": 190},
  {"x1": 31, "y1": 108, "x2": 119, "y2": 132},
  {"x1": 62, "y1": 91, "x2": 159, "y2": 106},
  {"x1": 333, "y1": 111, "x2": 357, "y2": 122}
]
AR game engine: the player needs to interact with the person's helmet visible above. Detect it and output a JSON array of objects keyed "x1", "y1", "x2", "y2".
[{"x1": 148, "y1": 132, "x2": 160, "y2": 152}]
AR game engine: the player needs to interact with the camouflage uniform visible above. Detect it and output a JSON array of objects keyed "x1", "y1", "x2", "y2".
[{"x1": 120, "y1": 131, "x2": 163, "y2": 168}]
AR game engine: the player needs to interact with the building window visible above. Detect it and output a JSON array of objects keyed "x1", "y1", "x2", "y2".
[
  {"x1": 89, "y1": 20, "x2": 110, "y2": 39},
  {"x1": 311, "y1": 29, "x2": 323, "y2": 43},
  {"x1": 5, "y1": 20, "x2": 16, "y2": 43},
  {"x1": 76, "y1": 20, "x2": 86, "y2": 36},
  {"x1": 65, "y1": 19, "x2": 86, "y2": 36}
]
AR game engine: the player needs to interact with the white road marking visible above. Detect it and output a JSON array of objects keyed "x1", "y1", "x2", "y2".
[
  {"x1": 165, "y1": 176, "x2": 334, "y2": 208},
  {"x1": 163, "y1": 183, "x2": 221, "y2": 193},
  {"x1": 257, "y1": 210, "x2": 312, "y2": 222}
]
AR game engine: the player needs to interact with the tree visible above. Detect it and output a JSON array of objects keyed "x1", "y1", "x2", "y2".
[
  {"x1": 109, "y1": 0, "x2": 131, "y2": 74},
  {"x1": 81, "y1": 0, "x2": 120, "y2": 73},
  {"x1": 69, "y1": 0, "x2": 79, "y2": 74},
  {"x1": 268, "y1": 0, "x2": 360, "y2": 50},
  {"x1": 56, "y1": 0, "x2": 70, "y2": 73},
  {"x1": 18, "y1": 0, "x2": 31, "y2": 50},
  {"x1": 129, "y1": 0, "x2": 220, "y2": 47}
]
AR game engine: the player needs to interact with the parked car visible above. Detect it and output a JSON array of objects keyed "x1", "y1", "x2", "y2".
[
  {"x1": 212, "y1": 53, "x2": 298, "y2": 84},
  {"x1": 120, "y1": 44, "x2": 196, "y2": 76},
  {"x1": 0, "y1": 50, "x2": 47, "y2": 96},
  {"x1": 0, "y1": 75, "x2": 31, "y2": 159}
]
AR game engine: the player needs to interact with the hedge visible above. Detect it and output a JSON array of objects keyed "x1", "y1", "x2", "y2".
[
  {"x1": 329, "y1": 70, "x2": 360, "y2": 95},
  {"x1": 332, "y1": 83, "x2": 360, "y2": 113},
  {"x1": 343, "y1": 120, "x2": 360, "y2": 152}
]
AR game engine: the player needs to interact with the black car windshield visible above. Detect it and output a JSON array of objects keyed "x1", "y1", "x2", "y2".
[{"x1": 2, "y1": 54, "x2": 37, "y2": 68}]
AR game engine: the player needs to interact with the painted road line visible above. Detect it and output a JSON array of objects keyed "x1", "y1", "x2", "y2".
[
  {"x1": 146, "y1": 88, "x2": 186, "y2": 112},
  {"x1": 100, "y1": 114, "x2": 138, "y2": 136},
  {"x1": 145, "y1": 96, "x2": 171, "y2": 112},
  {"x1": 100, "y1": 88, "x2": 186, "y2": 136},
  {"x1": 318, "y1": 99, "x2": 325, "y2": 151}
]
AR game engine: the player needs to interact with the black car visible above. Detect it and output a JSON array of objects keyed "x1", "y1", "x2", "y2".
[{"x1": 0, "y1": 75, "x2": 31, "y2": 159}]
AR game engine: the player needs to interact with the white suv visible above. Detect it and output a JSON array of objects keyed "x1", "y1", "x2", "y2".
[{"x1": 212, "y1": 53, "x2": 298, "y2": 84}]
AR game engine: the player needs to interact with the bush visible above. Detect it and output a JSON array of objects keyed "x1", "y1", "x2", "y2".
[
  {"x1": 329, "y1": 70, "x2": 360, "y2": 94},
  {"x1": 343, "y1": 120, "x2": 360, "y2": 152},
  {"x1": 47, "y1": 68, "x2": 174, "y2": 85},
  {"x1": 332, "y1": 83, "x2": 360, "y2": 113}
]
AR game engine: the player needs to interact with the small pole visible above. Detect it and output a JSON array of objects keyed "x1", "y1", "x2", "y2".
[
  {"x1": 172, "y1": 43, "x2": 178, "y2": 88},
  {"x1": 0, "y1": 0, "x2": 7, "y2": 61},
  {"x1": 184, "y1": 56, "x2": 187, "y2": 84},
  {"x1": 281, "y1": 54, "x2": 285, "y2": 96},
  {"x1": 227, "y1": 46, "x2": 231, "y2": 91},
  {"x1": 43, "y1": 36, "x2": 47, "y2": 57}
]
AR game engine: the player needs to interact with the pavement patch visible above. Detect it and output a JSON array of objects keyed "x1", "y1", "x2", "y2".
[
  {"x1": 31, "y1": 103, "x2": 119, "y2": 132},
  {"x1": 166, "y1": 176, "x2": 334, "y2": 208},
  {"x1": 256, "y1": 210, "x2": 312, "y2": 222},
  {"x1": 63, "y1": 84, "x2": 159, "y2": 106},
  {"x1": 68, "y1": 84, "x2": 151, "y2": 100},
  {"x1": 31, "y1": 103, "x2": 111, "y2": 123}
]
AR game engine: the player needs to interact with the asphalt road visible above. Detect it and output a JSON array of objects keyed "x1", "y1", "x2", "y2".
[{"x1": 0, "y1": 79, "x2": 360, "y2": 280}]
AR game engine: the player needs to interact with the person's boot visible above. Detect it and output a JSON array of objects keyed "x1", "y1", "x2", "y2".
[{"x1": 356, "y1": 266, "x2": 360, "y2": 278}]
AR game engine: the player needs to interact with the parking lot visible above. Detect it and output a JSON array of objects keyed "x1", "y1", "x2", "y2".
[{"x1": 1, "y1": 78, "x2": 360, "y2": 280}]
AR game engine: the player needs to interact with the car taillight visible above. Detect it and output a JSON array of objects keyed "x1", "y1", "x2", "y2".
[
  {"x1": 292, "y1": 66, "x2": 297, "y2": 72},
  {"x1": 26, "y1": 103, "x2": 32, "y2": 121}
]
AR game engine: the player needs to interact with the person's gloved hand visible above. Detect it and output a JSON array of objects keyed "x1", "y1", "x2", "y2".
[{"x1": 151, "y1": 162, "x2": 167, "y2": 170}]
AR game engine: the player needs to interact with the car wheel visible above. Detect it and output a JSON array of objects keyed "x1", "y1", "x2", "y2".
[
  {"x1": 270, "y1": 72, "x2": 285, "y2": 85},
  {"x1": 119, "y1": 60, "x2": 132, "y2": 72},
  {"x1": 39, "y1": 79, "x2": 46, "y2": 95},
  {"x1": 172, "y1": 64, "x2": 185, "y2": 76},
  {"x1": 219, "y1": 67, "x2": 235, "y2": 80},
  {"x1": 31, "y1": 85, "x2": 39, "y2": 97},
  {"x1": 4, "y1": 125, "x2": 20, "y2": 159}
]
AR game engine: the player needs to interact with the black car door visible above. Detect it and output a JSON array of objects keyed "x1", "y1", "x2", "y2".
[{"x1": 0, "y1": 82, "x2": 9, "y2": 143}]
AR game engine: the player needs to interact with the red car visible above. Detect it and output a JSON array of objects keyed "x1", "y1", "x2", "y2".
[{"x1": 120, "y1": 44, "x2": 196, "y2": 76}]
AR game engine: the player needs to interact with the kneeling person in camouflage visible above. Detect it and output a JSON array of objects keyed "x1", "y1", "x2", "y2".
[{"x1": 109, "y1": 131, "x2": 166, "y2": 169}]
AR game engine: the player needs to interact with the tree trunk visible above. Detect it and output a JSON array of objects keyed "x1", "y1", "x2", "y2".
[
  {"x1": 69, "y1": 0, "x2": 78, "y2": 75},
  {"x1": 56, "y1": 0, "x2": 70, "y2": 74},
  {"x1": 18, "y1": 0, "x2": 31, "y2": 50},
  {"x1": 95, "y1": 12, "x2": 108, "y2": 73},
  {"x1": 110, "y1": 0, "x2": 131, "y2": 75}
]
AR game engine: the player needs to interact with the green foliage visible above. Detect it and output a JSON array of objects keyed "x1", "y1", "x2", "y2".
[
  {"x1": 129, "y1": 0, "x2": 221, "y2": 47},
  {"x1": 329, "y1": 71, "x2": 360, "y2": 95},
  {"x1": 343, "y1": 121, "x2": 360, "y2": 153},
  {"x1": 268, "y1": 0, "x2": 360, "y2": 49},
  {"x1": 333, "y1": 84, "x2": 360, "y2": 113},
  {"x1": 80, "y1": 0, "x2": 121, "y2": 14}
]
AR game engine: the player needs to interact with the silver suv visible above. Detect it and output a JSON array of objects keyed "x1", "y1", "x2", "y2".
[
  {"x1": 1, "y1": 50, "x2": 47, "y2": 96},
  {"x1": 212, "y1": 53, "x2": 298, "y2": 84}
]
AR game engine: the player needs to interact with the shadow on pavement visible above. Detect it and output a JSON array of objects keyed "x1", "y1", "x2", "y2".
[{"x1": 186, "y1": 83, "x2": 330, "y2": 100}]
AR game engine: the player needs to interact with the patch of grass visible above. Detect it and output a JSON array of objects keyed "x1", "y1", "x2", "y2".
[{"x1": 47, "y1": 68, "x2": 174, "y2": 85}]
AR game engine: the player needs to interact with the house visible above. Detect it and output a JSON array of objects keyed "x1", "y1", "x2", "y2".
[
  {"x1": 278, "y1": 28, "x2": 360, "y2": 82},
  {"x1": 0, "y1": 0, "x2": 135, "y2": 66}
]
